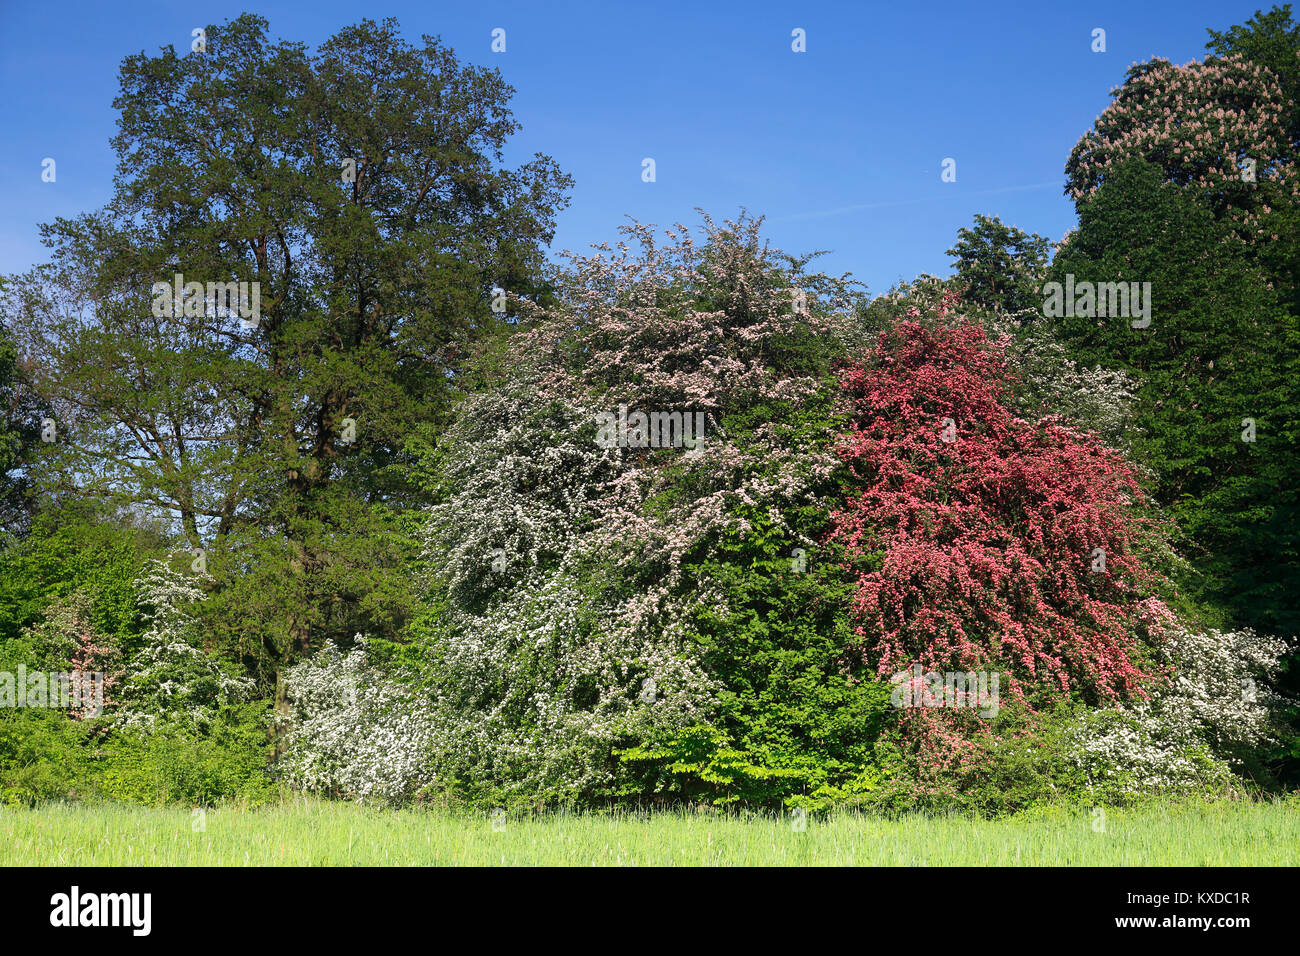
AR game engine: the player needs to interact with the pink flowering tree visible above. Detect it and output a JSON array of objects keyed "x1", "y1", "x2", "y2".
[{"x1": 829, "y1": 294, "x2": 1173, "y2": 778}]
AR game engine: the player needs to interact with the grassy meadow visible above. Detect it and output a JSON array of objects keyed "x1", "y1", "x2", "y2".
[{"x1": 2, "y1": 799, "x2": 1296, "y2": 866}]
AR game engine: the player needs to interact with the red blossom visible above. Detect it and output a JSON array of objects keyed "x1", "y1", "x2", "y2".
[{"x1": 829, "y1": 309, "x2": 1169, "y2": 761}]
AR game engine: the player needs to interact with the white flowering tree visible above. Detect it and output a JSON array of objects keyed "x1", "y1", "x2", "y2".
[
  {"x1": 408, "y1": 215, "x2": 868, "y2": 806},
  {"x1": 1070, "y1": 624, "x2": 1289, "y2": 793},
  {"x1": 278, "y1": 637, "x2": 438, "y2": 804},
  {"x1": 115, "y1": 560, "x2": 253, "y2": 733}
]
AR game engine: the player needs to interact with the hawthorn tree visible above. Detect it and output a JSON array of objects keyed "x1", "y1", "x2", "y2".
[
  {"x1": 402, "y1": 214, "x2": 882, "y2": 808},
  {"x1": 829, "y1": 296, "x2": 1174, "y2": 780}
]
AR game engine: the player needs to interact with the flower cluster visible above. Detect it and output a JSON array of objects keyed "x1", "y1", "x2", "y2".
[
  {"x1": 1069, "y1": 625, "x2": 1290, "y2": 792},
  {"x1": 1065, "y1": 54, "x2": 1296, "y2": 244}
]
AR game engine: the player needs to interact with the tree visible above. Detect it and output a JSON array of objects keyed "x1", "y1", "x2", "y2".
[
  {"x1": 407, "y1": 214, "x2": 875, "y2": 808},
  {"x1": 3, "y1": 15, "x2": 572, "y2": 675},
  {"x1": 0, "y1": 301, "x2": 40, "y2": 540},
  {"x1": 1050, "y1": 159, "x2": 1300, "y2": 641},
  {"x1": 945, "y1": 215, "x2": 1051, "y2": 315},
  {"x1": 1063, "y1": 48, "x2": 1299, "y2": 313},
  {"x1": 1204, "y1": 4, "x2": 1300, "y2": 317},
  {"x1": 1206, "y1": 4, "x2": 1300, "y2": 147},
  {"x1": 829, "y1": 294, "x2": 1176, "y2": 784},
  {"x1": 114, "y1": 560, "x2": 253, "y2": 734}
]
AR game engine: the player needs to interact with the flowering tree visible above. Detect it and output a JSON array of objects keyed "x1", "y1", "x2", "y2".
[
  {"x1": 1063, "y1": 52, "x2": 1299, "y2": 313},
  {"x1": 871, "y1": 274, "x2": 1142, "y2": 453},
  {"x1": 115, "y1": 560, "x2": 253, "y2": 733},
  {"x1": 1065, "y1": 55, "x2": 1295, "y2": 224},
  {"x1": 829, "y1": 297, "x2": 1171, "y2": 773},
  {"x1": 409, "y1": 214, "x2": 875, "y2": 806}
]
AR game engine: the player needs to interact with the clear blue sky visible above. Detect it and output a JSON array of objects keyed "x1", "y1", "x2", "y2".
[{"x1": 0, "y1": 0, "x2": 1271, "y2": 296}]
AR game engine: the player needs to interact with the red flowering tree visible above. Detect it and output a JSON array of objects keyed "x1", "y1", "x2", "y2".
[{"x1": 829, "y1": 294, "x2": 1172, "y2": 768}]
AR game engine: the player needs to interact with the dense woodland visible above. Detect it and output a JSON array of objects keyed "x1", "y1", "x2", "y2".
[{"x1": 1, "y1": 9, "x2": 1297, "y2": 814}]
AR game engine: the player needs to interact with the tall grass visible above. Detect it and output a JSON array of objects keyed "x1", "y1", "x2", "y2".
[{"x1": 1, "y1": 798, "x2": 1295, "y2": 866}]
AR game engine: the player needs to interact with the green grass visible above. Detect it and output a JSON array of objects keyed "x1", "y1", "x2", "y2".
[{"x1": 2, "y1": 798, "x2": 1297, "y2": 865}]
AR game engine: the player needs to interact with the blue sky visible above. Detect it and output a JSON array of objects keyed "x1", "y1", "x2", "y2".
[{"x1": 0, "y1": 0, "x2": 1272, "y2": 296}]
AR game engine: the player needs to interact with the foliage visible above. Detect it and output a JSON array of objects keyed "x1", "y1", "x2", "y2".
[
  {"x1": 1051, "y1": 158, "x2": 1300, "y2": 640},
  {"x1": 2, "y1": 10, "x2": 1297, "y2": 817},
  {"x1": 829, "y1": 295, "x2": 1173, "y2": 781},
  {"x1": 94, "y1": 707, "x2": 276, "y2": 807},
  {"x1": 622, "y1": 504, "x2": 894, "y2": 810},
  {"x1": 0, "y1": 500, "x2": 161, "y2": 651},
  {"x1": 410, "y1": 214, "x2": 870, "y2": 808},
  {"x1": 0, "y1": 709, "x2": 93, "y2": 806},
  {"x1": 0, "y1": 315, "x2": 37, "y2": 538},
  {"x1": 1068, "y1": 624, "x2": 1289, "y2": 793},
  {"x1": 11, "y1": 590, "x2": 123, "y2": 718},
  {"x1": 1206, "y1": 4, "x2": 1300, "y2": 147},
  {"x1": 1, "y1": 13, "x2": 570, "y2": 668},
  {"x1": 946, "y1": 214, "x2": 1051, "y2": 315}
]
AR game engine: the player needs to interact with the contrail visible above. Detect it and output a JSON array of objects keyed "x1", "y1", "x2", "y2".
[{"x1": 772, "y1": 181, "x2": 1064, "y2": 222}]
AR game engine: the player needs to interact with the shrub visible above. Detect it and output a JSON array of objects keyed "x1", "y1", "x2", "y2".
[
  {"x1": 1067, "y1": 624, "x2": 1289, "y2": 793},
  {"x1": 279, "y1": 638, "x2": 438, "y2": 805},
  {"x1": 0, "y1": 710, "x2": 93, "y2": 806},
  {"x1": 410, "y1": 214, "x2": 871, "y2": 808},
  {"x1": 94, "y1": 706, "x2": 276, "y2": 807}
]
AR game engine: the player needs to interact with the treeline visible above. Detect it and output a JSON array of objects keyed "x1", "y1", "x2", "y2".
[{"x1": 0, "y1": 8, "x2": 1296, "y2": 811}]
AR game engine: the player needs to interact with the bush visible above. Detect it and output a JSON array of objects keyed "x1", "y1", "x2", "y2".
[
  {"x1": 94, "y1": 709, "x2": 276, "y2": 807},
  {"x1": 618, "y1": 503, "x2": 894, "y2": 810},
  {"x1": 0, "y1": 710, "x2": 93, "y2": 806},
  {"x1": 278, "y1": 639, "x2": 438, "y2": 805}
]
